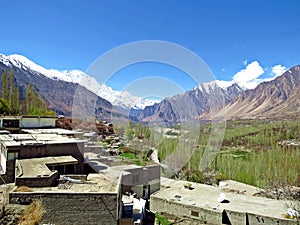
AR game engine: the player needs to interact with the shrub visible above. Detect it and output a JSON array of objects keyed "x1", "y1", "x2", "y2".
[
  {"x1": 19, "y1": 200, "x2": 45, "y2": 225},
  {"x1": 14, "y1": 186, "x2": 33, "y2": 192}
]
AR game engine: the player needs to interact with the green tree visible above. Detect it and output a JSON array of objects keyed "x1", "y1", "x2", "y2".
[
  {"x1": 0, "y1": 70, "x2": 53, "y2": 116},
  {"x1": 143, "y1": 126, "x2": 151, "y2": 139},
  {"x1": 1, "y1": 70, "x2": 8, "y2": 100},
  {"x1": 11, "y1": 85, "x2": 21, "y2": 114},
  {"x1": 125, "y1": 120, "x2": 134, "y2": 140},
  {"x1": 25, "y1": 83, "x2": 54, "y2": 116},
  {"x1": 135, "y1": 122, "x2": 142, "y2": 138},
  {"x1": 9, "y1": 69, "x2": 14, "y2": 109},
  {"x1": 0, "y1": 69, "x2": 20, "y2": 115},
  {"x1": 0, "y1": 98, "x2": 10, "y2": 114}
]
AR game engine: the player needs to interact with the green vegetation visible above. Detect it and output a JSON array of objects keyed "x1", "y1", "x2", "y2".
[
  {"x1": 155, "y1": 119, "x2": 300, "y2": 187},
  {"x1": 121, "y1": 152, "x2": 137, "y2": 159},
  {"x1": 25, "y1": 83, "x2": 55, "y2": 116},
  {"x1": 0, "y1": 69, "x2": 55, "y2": 116},
  {"x1": 216, "y1": 119, "x2": 300, "y2": 187},
  {"x1": 0, "y1": 69, "x2": 21, "y2": 114},
  {"x1": 121, "y1": 152, "x2": 143, "y2": 166},
  {"x1": 125, "y1": 120, "x2": 134, "y2": 140},
  {"x1": 155, "y1": 212, "x2": 171, "y2": 225},
  {"x1": 125, "y1": 121, "x2": 151, "y2": 140}
]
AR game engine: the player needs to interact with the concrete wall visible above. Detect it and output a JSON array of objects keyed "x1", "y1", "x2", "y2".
[
  {"x1": 0, "y1": 144, "x2": 6, "y2": 174},
  {"x1": 20, "y1": 117, "x2": 56, "y2": 128},
  {"x1": 0, "y1": 161, "x2": 15, "y2": 184},
  {"x1": 17, "y1": 142, "x2": 84, "y2": 173},
  {"x1": 149, "y1": 178, "x2": 160, "y2": 195},
  {"x1": 15, "y1": 172, "x2": 58, "y2": 187},
  {"x1": 10, "y1": 192, "x2": 118, "y2": 225},
  {"x1": 150, "y1": 195, "x2": 298, "y2": 225},
  {"x1": 120, "y1": 165, "x2": 161, "y2": 199},
  {"x1": 151, "y1": 195, "x2": 222, "y2": 224},
  {"x1": 121, "y1": 165, "x2": 160, "y2": 187}
]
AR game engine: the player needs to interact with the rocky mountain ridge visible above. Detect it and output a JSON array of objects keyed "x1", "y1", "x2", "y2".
[
  {"x1": 0, "y1": 54, "x2": 159, "y2": 110},
  {"x1": 1, "y1": 53, "x2": 298, "y2": 122},
  {"x1": 223, "y1": 65, "x2": 300, "y2": 119},
  {"x1": 137, "y1": 81, "x2": 244, "y2": 122},
  {"x1": 0, "y1": 55, "x2": 113, "y2": 119}
]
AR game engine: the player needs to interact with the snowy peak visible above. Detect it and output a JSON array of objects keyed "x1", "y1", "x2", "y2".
[
  {"x1": 0, "y1": 53, "x2": 159, "y2": 110},
  {"x1": 0, "y1": 54, "x2": 76, "y2": 82},
  {"x1": 194, "y1": 80, "x2": 244, "y2": 93}
]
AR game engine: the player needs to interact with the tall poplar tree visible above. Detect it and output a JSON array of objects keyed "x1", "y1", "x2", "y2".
[
  {"x1": 9, "y1": 69, "x2": 14, "y2": 109},
  {"x1": 25, "y1": 83, "x2": 53, "y2": 115},
  {"x1": 1, "y1": 70, "x2": 9, "y2": 101}
]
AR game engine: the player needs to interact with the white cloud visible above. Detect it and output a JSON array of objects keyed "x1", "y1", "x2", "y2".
[
  {"x1": 223, "y1": 61, "x2": 288, "y2": 90},
  {"x1": 271, "y1": 64, "x2": 286, "y2": 77},
  {"x1": 233, "y1": 61, "x2": 264, "y2": 88},
  {"x1": 243, "y1": 59, "x2": 248, "y2": 66}
]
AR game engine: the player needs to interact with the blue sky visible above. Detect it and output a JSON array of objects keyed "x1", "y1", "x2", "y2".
[{"x1": 1, "y1": 0, "x2": 300, "y2": 96}]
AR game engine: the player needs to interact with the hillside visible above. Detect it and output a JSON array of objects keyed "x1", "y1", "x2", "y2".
[
  {"x1": 0, "y1": 56, "x2": 113, "y2": 120},
  {"x1": 224, "y1": 65, "x2": 300, "y2": 119},
  {"x1": 138, "y1": 81, "x2": 243, "y2": 123}
]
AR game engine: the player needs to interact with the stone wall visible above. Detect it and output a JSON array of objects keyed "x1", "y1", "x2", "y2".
[
  {"x1": 9, "y1": 192, "x2": 118, "y2": 225},
  {"x1": 0, "y1": 204, "x2": 27, "y2": 225}
]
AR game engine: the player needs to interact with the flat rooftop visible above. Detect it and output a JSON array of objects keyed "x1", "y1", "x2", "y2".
[
  {"x1": 22, "y1": 128, "x2": 83, "y2": 136},
  {"x1": 152, "y1": 177, "x2": 294, "y2": 222},
  {"x1": 16, "y1": 156, "x2": 78, "y2": 178},
  {"x1": 30, "y1": 173, "x2": 120, "y2": 193},
  {"x1": 0, "y1": 133, "x2": 85, "y2": 147}
]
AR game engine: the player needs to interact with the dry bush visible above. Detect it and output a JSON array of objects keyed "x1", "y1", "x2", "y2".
[
  {"x1": 19, "y1": 200, "x2": 45, "y2": 225},
  {"x1": 256, "y1": 178, "x2": 300, "y2": 200},
  {"x1": 14, "y1": 186, "x2": 33, "y2": 192}
]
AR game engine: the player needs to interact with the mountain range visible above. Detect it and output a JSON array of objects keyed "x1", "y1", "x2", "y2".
[
  {"x1": 0, "y1": 54, "x2": 159, "y2": 111},
  {"x1": 137, "y1": 81, "x2": 244, "y2": 122},
  {"x1": 0, "y1": 53, "x2": 299, "y2": 122},
  {"x1": 0, "y1": 54, "x2": 113, "y2": 119},
  {"x1": 223, "y1": 66, "x2": 300, "y2": 119}
]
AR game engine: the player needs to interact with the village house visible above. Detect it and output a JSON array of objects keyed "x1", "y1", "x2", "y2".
[
  {"x1": 0, "y1": 116, "x2": 57, "y2": 133},
  {"x1": 8, "y1": 164, "x2": 161, "y2": 225},
  {"x1": 0, "y1": 132, "x2": 85, "y2": 184}
]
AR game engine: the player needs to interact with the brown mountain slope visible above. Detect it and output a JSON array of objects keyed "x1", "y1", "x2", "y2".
[
  {"x1": 224, "y1": 65, "x2": 300, "y2": 119},
  {"x1": 0, "y1": 61, "x2": 113, "y2": 120},
  {"x1": 138, "y1": 82, "x2": 243, "y2": 123}
]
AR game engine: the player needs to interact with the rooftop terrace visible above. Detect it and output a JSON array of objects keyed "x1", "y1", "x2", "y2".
[
  {"x1": 151, "y1": 177, "x2": 298, "y2": 225},
  {"x1": 0, "y1": 133, "x2": 85, "y2": 147},
  {"x1": 22, "y1": 128, "x2": 83, "y2": 136},
  {"x1": 30, "y1": 173, "x2": 120, "y2": 193},
  {"x1": 16, "y1": 156, "x2": 78, "y2": 178}
]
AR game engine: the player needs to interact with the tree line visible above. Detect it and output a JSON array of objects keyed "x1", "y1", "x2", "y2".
[
  {"x1": 125, "y1": 120, "x2": 151, "y2": 140},
  {"x1": 0, "y1": 69, "x2": 55, "y2": 116}
]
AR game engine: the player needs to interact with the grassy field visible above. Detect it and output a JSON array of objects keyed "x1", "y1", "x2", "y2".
[{"x1": 157, "y1": 119, "x2": 300, "y2": 187}]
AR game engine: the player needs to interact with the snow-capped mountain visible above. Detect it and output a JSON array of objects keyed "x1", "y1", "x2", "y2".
[
  {"x1": 194, "y1": 80, "x2": 237, "y2": 93},
  {"x1": 0, "y1": 54, "x2": 113, "y2": 118},
  {"x1": 0, "y1": 54, "x2": 160, "y2": 110},
  {"x1": 138, "y1": 80, "x2": 244, "y2": 122}
]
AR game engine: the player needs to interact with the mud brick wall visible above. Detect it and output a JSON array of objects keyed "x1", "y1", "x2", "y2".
[{"x1": 10, "y1": 192, "x2": 118, "y2": 225}]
